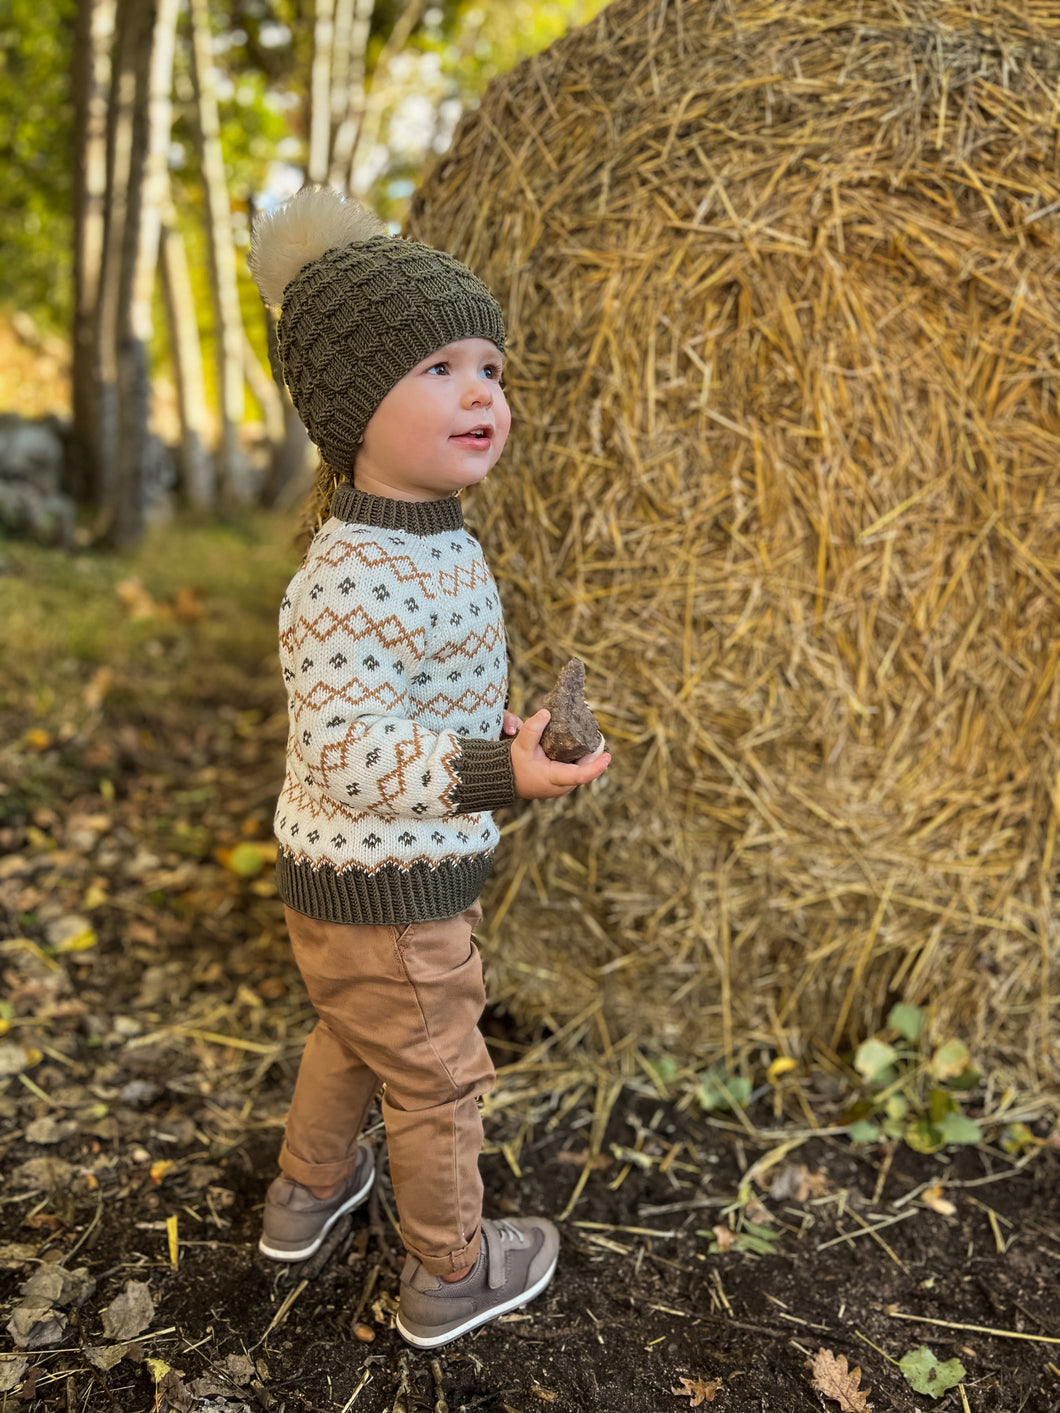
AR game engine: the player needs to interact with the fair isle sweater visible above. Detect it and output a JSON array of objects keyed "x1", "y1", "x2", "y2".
[{"x1": 274, "y1": 483, "x2": 517, "y2": 925}]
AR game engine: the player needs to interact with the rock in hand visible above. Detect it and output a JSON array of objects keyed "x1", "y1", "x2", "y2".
[{"x1": 540, "y1": 658, "x2": 603, "y2": 763}]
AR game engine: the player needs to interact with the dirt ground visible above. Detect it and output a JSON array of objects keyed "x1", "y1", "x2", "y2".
[{"x1": 2, "y1": 535, "x2": 1059, "y2": 1413}]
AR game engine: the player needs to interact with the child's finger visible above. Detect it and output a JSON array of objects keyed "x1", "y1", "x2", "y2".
[{"x1": 516, "y1": 708, "x2": 551, "y2": 750}]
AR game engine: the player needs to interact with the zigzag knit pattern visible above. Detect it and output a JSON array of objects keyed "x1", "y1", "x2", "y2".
[{"x1": 274, "y1": 484, "x2": 516, "y2": 925}]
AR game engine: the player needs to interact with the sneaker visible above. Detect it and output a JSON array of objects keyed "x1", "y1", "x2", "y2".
[
  {"x1": 396, "y1": 1216, "x2": 559, "y2": 1349},
  {"x1": 258, "y1": 1144, "x2": 375, "y2": 1261}
]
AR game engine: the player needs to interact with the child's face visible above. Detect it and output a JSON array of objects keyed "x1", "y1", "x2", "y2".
[{"x1": 353, "y1": 337, "x2": 511, "y2": 502}]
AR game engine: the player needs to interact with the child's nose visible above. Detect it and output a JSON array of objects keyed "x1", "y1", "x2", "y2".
[{"x1": 464, "y1": 377, "x2": 493, "y2": 406}]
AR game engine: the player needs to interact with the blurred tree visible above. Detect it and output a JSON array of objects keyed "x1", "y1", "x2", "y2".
[
  {"x1": 71, "y1": 0, "x2": 116, "y2": 505},
  {"x1": 0, "y1": 0, "x2": 76, "y2": 329},
  {"x1": 108, "y1": 0, "x2": 180, "y2": 546},
  {"x1": 7, "y1": 0, "x2": 608, "y2": 537},
  {"x1": 189, "y1": 0, "x2": 250, "y2": 502}
]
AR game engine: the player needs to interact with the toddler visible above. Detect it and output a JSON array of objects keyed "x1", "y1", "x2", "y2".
[{"x1": 248, "y1": 188, "x2": 610, "y2": 1349}]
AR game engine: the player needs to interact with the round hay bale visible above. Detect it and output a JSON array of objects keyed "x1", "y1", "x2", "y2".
[{"x1": 407, "y1": 0, "x2": 1060, "y2": 1084}]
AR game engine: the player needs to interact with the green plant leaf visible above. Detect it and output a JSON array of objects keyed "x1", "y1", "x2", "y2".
[
  {"x1": 937, "y1": 1110, "x2": 983, "y2": 1145},
  {"x1": 847, "y1": 1119, "x2": 880, "y2": 1143},
  {"x1": 947, "y1": 1065, "x2": 981, "y2": 1092},
  {"x1": 1001, "y1": 1122, "x2": 1036, "y2": 1153},
  {"x1": 854, "y1": 1038, "x2": 898, "y2": 1082},
  {"x1": 899, "y1": 1346, "x2": 966, "y2": 1398},
  {"x1": 930, "y1": 1039, "x2": 970, "y2": 1080},
  {"x1": 887, "y1": 1002, "x2": 924, "y2": 1044},
  {"x1": 695, "y1": 1069, "x2": 751, "y2": 1112},
  {"x1": 884, "y1": 1093, "x2": 909, "y2": 1120},
  {"x1": 904, "y1": 1118, "x2": 945, "y2": 1154},
  {"x1": 928, "y1": 1086, "x2": 956, "y2": 1124}
]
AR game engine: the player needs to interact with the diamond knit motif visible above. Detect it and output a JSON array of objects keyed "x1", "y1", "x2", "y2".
[{"x1": 274, "y1": 489, "x2": 516, "y2": 927}]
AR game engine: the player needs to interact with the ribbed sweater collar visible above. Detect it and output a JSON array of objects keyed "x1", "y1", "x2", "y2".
[{"x1": 330, "y1": 482, "x2": 464, "y2": 536}]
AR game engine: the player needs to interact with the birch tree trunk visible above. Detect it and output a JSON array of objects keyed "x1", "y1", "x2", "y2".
[
  {"x1": 71, "y1": 0, "x2": 118, "y2": 508},
  {"x1": 160, "y1": 190, "x2": 213, "y2": 509},
  {"x1": 187, "y1": 0, "x2": 248, "y2": 502},
  {"x1": 307, "y1": 0, "x2": 336, "y2": 186},
  {"x1": 343, "y1": 0, "x2": 425, "y2": 194},
  {"x1": 108, "y1": 0, "x2": 179, "y2": 547},
  {"x1": 328, "y1": 0, "x2": 374, "y2": 191}
]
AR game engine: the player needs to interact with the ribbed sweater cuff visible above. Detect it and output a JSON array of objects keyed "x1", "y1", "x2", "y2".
[{"x1": 451, "y1": 738, "x2": 516, "y2": 814}]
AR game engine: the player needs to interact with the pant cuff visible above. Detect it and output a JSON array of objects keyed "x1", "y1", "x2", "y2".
[
  {"x1": 405, "y1": 1226, "x2": 482, "y2": 1277},
  {"x1": 279, "y1": 1139, "x2": 363, "y2": 1188}
]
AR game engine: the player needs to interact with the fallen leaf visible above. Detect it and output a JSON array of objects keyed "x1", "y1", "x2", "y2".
[
  {"x1": 671, "y1": 1375, "x2": 721, "y2": 1406},
  {"x1": 920, "y1": 1185, "x2": 957, "y2": 1217},
  {"x1": 898, "y1": 1346, "x2": 966, "y2": 1398},
  {"x1": 0, "y1": 1356, "x2": 28, "y2": 1393},
  {"x1": 767, "y1": 1055, "x2": 798, "y2": 1083},
  {"x1": 531, "y1": 1384, "x2": 557, "y2": 1402},
  {"x1": 101, "y1": 1280, "x2": 155, "y2": 1341},
  {"x1": 769, "y1": 1164, "x2": 832, "y2": 1203},
  {"x1": 711, "y1": 1224, "x2": 737, "y2": 1251},
  {"x1": 11, "y1": 1157, "x2": 74, "y2": 1191},
  {"x1": 20, "y1": 1266, "x2": 95, "y2": 1308},
  {"x1": 6, "y1": 1305, "x2": 68, "y2": 1349},
  {"x1": 0, "y1": 1243, "x2": 39, "y2": 1269},
  {"x1": 24, "y1": 1115, "x2": 78, "y2": 1146},
  {"x1": 84, "y1": 1344, "x2": 135, "y2": 1372},
  {"x1": 116, "y1": 578, "x2": 156, "y2": 619},
  {"x1": 808, "y1": 1348, "x2": 873, "y2": 1411},
  {"x1": 172, "y1": 586, "x2": 205, "y2": 622}
]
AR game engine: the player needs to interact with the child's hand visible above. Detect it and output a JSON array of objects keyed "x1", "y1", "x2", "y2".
[
  {"x1": 502, "y1": 710, "x2": 523, "y2": 738},
  {"x1": 510, "y1": 709, "x2": 611, "y2": 800}
]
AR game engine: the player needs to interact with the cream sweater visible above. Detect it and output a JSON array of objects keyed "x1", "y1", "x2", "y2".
[{"x1": 274, "y1": 483, "x2": 516, "y2": 924}]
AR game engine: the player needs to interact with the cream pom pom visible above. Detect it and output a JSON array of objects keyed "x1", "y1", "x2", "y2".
[{"x1": 248, "y1": 187, "x2": 386, "y2": 308}]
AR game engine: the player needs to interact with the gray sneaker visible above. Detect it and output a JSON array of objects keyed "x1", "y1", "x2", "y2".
[
  {"x1": 396, "y1": 1217, "x2": 559, "y2": 1349},
  {"x1": 259, "y1": 1144, "x2": 375, "y2": 1261}
]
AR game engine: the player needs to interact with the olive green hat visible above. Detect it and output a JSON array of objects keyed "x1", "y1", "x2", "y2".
[{"x1": 249, "y1": 188, "x2": 505, "y2": 474}]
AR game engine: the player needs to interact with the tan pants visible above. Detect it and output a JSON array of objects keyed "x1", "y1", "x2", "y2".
[{"x1": 278, "y1": 901, "x2": 494, "y2": 1275}]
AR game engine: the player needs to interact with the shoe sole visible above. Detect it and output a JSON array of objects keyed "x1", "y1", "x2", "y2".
[
  {"x1": 395, "y1": 1251, "x2": 559, "y2": 1349},
  {"x1": 258, "y1": 1166, "x2": 375, "y2": 1262}
]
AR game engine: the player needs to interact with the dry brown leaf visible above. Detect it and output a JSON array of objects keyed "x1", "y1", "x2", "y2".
[
  {"x1": 920, "y1": 1185, "x2": 957, "y2": 1217},
  {"x1": 711, "y1": 1224, "x2": 737, "y2": 1251},
  {"x1": 671, "y1": 1376, "x2": 721, "y2": 1406},
  {"x1": 808, "y1": 1349, "x2": 872, "y2": 1412},
  {"x1": 770, "y1": 1164, "x2": 833, "y2": 1202}
]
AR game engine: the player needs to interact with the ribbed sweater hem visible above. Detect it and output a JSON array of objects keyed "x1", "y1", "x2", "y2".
[{"x1": 276, "y1": 851, "x2": 494, "y2": 925}]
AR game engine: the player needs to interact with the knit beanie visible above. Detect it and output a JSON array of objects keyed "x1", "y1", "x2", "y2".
[{"x1": 248, "y1": 188, "x2": 505, "y2": 475}]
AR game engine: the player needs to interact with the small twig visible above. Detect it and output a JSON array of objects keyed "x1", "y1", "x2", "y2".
[
  {"x1": 339, "y1": 1366, "x2": 373, "y2": 1411},
  {"x1": 891, "y1": 1154, "x2": 1038, "y2": 1209},
  {"x1": 251, "y1": 1278, "x2": 307, "y2": 1349},
  {"x1": 816, "y1": 1207, "x2": 917, "y2": 1252},
  {"x1": 886, "y1": 1311, "x2": 1060, "y2": 1344},
  {"x1": 351, "y1": 1264, "x2": 380, "y2": 1326}
]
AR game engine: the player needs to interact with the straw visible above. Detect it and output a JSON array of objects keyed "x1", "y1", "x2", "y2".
[{"x1": 407, "y1": 0, "x2": 1060, "y2": 1090}]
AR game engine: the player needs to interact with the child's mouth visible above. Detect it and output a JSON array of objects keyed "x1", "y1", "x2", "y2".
[{"x1": 450, "y1": 427, "x2": 492, "y2": 446}]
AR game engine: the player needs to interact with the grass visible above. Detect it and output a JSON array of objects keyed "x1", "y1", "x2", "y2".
[{"x1": 0, "y1": 512, "x2": 298, "y2": 726}]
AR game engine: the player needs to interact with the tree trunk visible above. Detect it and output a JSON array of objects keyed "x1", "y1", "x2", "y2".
[
  {"x1": 259, "y1": 308, "x2": 315, "y2": 509},
  {"x1": 108, "y1": 0, "x2": 179, "y2": 547},
  {"x1": 328, "y1": 0, "x2": 374, "y2": 191},
  {"x1": 187, "y1": 0, "x2": 248, "y2": 503},
  {"x1": 160, "y1": 190, "x2": 213, "y2": 509},
  {"x1": 307, "y1": 0, "x2": 336, "y2": 186},
  {"x1": 344, "y1": 0, "x2": 425, "y2": 194},
  {"x1": 71, "y1": 0, "x2": 118, "y2": 507}
]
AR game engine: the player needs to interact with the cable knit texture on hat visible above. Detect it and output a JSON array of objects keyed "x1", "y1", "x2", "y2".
[{"x1": 249, "y1": 189, "x2": 505, "y2": 475}]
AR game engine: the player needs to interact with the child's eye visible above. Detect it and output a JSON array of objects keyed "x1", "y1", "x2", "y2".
[
  {"x1": 428, "y1": 362, "x2": 449, "y2": 375},
  {"x1": 482, "y1": 364, "x2": 503, "y2": 381}
]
